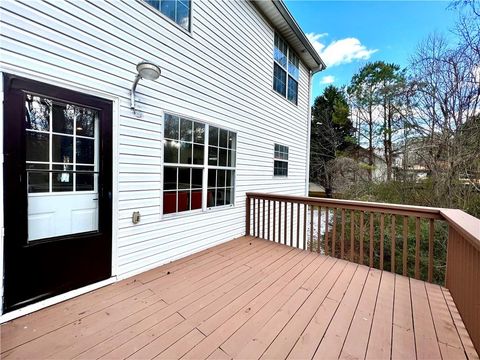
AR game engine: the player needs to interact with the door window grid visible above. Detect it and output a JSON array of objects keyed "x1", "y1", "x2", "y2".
[
  {"x1": 163, "y1": 114, "x2": 237, "y2": 215},
  {"x1": 25, "y1": 95, "x2": 99, "y2": 194}
]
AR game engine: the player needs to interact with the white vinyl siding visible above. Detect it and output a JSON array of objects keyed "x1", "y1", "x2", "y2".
[{"x1": 0, "y1": 0, "x2": 311, "y2": 278}]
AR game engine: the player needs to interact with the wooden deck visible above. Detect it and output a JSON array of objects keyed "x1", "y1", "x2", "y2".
[{"x1": 1, "y1": 236, "x2": 478, "y2": 359}]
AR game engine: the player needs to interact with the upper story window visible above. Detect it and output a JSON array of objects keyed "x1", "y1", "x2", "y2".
[
  {"x1": 163, "y1": 114, "x2": 236, "y2": 215},
  {"x1": 144, "y1": 0, "x2": 191, "y2": 31},
  {"x1": 274, "y1": 143, "x2": 289, "y2": 177},
  {"x1": 273, "y1": 33, "x2": 299, "y2": 105}
]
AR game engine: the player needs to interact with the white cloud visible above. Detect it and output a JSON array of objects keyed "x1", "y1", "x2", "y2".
[
  {"x1": 320, "y1": 75, "x2": 335, "y2": 84},
  {"x1": 307, "y1": 32, "x2": 378, "y2": 67}
]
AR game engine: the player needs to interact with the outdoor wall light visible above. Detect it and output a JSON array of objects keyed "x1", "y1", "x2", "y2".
[{"x1": 130, "y1": 60, "x2": 161, "y2": 113}]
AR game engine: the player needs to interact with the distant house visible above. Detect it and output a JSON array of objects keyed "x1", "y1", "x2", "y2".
[{"x1": 0, "y1": 0, "x2": 325, "y2": 317}]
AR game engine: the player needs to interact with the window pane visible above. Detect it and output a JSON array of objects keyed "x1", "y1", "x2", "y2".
[
  {"x1": 288, "y1": 52, "x2": 300, "y2": 80},
  {"x1": 216, "y1": 189, "x2": 225, "y2": 206},
  {"x1": 209, "y1": 126, "x2": 218, "y2": 146},
  {"x1": 218, "y1": 148, "x2": 227, "y2": 167},
  {"x1": 52, "y1": 103, "x2": 74, "y2": 135},
  {"x1": 273, "y1": 63, "x2": 287, "y2": 96},
  {"x1": 164, "y1": 166, "x2": 177, "y2": 190},
  {"x1": 178, "y1": 190, "x2": 190, "y2": 212},
  {"x1": 53, "y1": 135, "x2": 73, "y2": 163},
  {"x1": 226, "y1": 170, "x2": 234, "y2": 187},
  {"x1": 208, "y1": 146, "x2": 218, "y2": 166},
  {"x1": 193, "y1": 122, "x2": 205, "y2": 144},
  {"x1": 164, "y1": 114, "x2": 179, "y2": 140},
  {"x1": 25, "y1": 95, "x2": 50, "y2": 132},
  {"x1": 26, "y1": 132, "x2": 49, "y2": 162},
  {"x1": 208, "y1": 169, "x2": 216, "y2": 188},
  {"x1": 164, "y1": 140, "x2": 179, "y2": 163},
  {"x1": 274, "y1": 160, "x2": 288, "y2": 177},
  {"x1": 76, "y1": 165, "x2": 95, "y2": 191},
  {"x1": 217, "y1": 169, "x2": 226, "y2": 188},
  {"x1": 76, "y1": 138, "x2": 94, "y2": 164},
  {"x1": 191, "y1": 190, "x2": 202, "y2": 210},
  {"x1": 192, "y1": 168, "x2": 202, "y2": 189},
  {"x1": 163, "y1": 191, "x2": 177, "y2": 214},
  {"x1": 274, "y1": 33, "x2": 287, "y2": 68},
  {"x1": 207, "y1": 189, "x2": 215, "y2": 207},
  {"x1": 176, "y1": 0, "x2": 190, "y2": 30},
  {"x1": 228, "y1": 132, "x2": 236, "y2": 150},
  {"x1": 180, "y1": 141, "x2": 192, "y2": 164},
  {"x1": 287, "y1": 77, "x2": 298, "y2": 105},
  {"x1": 161, "y1": 0, "x2": 176, "y2": 21},
  {"x1": 227, "y1": 150, "x2": 236, "y2": 167},
  {"x1": 76, "y1": 107, "x2": 96, "y2": 137},
  {"x1": 52, "y1": 164, "x2": 73, "y2": 192},
  {"x1": 225, "y1": 187, "x2": 233, "y2": 206},
  {"x1": 219, "y1": 129, "x2": 228, "y2": 148},
  {"x1": 27, "y1": 164, "x2": 49, "y2": 193},
  {"x1": 180, "y1": 118, "x2": 192, "y2": 142},
  {"x1": 145, "y1": 0, "x2": 160, "y2": 10},
  {"x1": 193, "y1": 144, "x2": 204, "y2": 165},
  {"x1": 178, "y1": 168, "x2": 190, "y2": 189}
]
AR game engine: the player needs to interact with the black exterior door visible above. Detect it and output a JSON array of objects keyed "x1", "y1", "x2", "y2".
[{"x1": 3, "y1": 74, "x2": 113, "y2": 312}]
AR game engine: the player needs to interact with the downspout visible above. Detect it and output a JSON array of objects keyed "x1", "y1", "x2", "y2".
[{"x1": 305, "y1": 69, "x2": 313, "y2": 196}]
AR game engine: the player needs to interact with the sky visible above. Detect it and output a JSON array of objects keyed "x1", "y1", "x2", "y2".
[{"x1": 284, "y1": 1, "x2": 459, "y2": 100}]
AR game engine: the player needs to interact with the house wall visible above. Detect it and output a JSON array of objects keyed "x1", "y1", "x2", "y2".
[{"x1": 0, "y1": 0, "x2": 311, "y2": 282}]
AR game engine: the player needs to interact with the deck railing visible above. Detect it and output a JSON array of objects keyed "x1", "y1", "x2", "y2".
[{"x1": 245, "y1": 192, "x2": 480, "y2": 353}]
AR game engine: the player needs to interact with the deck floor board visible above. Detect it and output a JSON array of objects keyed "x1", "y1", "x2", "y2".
[{"x1": 1, "y1": 236, "x2": 476, "y2": 359}]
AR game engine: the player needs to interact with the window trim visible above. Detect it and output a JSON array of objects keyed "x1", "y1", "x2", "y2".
[
  {"x1": 161, "y1": 112, "x2": 237, "y2": 219},
  {"x1": 273, "y1": 143, "x2": 289, "y2": 178},
  {"x1": 272, "y1": 32, "x2": 299, "y2": 106},
  {"x1": 140, "y1": 0, "x2": 194, "y2": 34}
]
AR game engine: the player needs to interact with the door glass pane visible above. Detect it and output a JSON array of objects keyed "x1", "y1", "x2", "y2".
[
  {"x1": 26, "y1": 132, "x2": 49, "y2": 161},
  {"x1": 26, "y1": 95, "x2": 100, "y2": 241},
  {"x1": 25, "y1": 95, "x2": 50, "y2": 131},
  {"x1": 52, "y1": 135, "x2": 73, "y2": 163},
  {"x1": 52, "y1": 164, "x2": 73, "y2": 192},
  {"x1": 76, "y1": 138, "x2": 94, "y2": 164},
  {"x1": 52, "y1": 103, "x2": 74, "y2": 134},
  {"x1": 27, "y1": 164, "x2": 49, "y2": 193}
]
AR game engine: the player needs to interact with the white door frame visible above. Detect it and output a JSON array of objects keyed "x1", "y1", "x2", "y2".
[{"x1": 0, "y1": 67, "x2": 120, "y2": 321}]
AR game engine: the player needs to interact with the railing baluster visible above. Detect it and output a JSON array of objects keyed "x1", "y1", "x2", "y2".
[
  {"x1": 303, "y1": 204, "x2": 307, "y2": 250},
  {"x1": 257, "y1": 198, "x2": 260, "y2": 238},
  {"x1": 317, "y1": 206, "x2": 322, "y2": 254},
  {"x1": 310, "y1": 205, "x2": 314, "y2": 251},
  {"x1": 380, "y1": 213, "x2": 385, "y2": 270},
  {"x1": 325, "y1": 207, "x2": 329, "y2": 255},
  {"x1": 297, "y1": 203, "x2": 300, "y2": 248},
  {"x1": 391, "y1": 215, "x2": 396, "y2": 273},
  {"x1": 284, "y1": 201, "x2": 287, "y2": 245},
  {"x1": 350, "y1": 210, "x2": 355, "y2": 262},
  {"x1": 342, "y1": 209, "x2": 346, "y2": 259},
  {"x1": 428, "y1": 218, "x2": 434, "y2": 283},
  {"x1": 359, "y1": 212, "x2": 364, "y2": 265},
  {"x1": 246, "y1": 195, "x2": 251, "y2": 236},
  {"x1": 415, "y1": 217, "x2": 420, "y2": 279},
  {"x1": 403, "y1": 216, "x2": 408, "y2": 276},
  {"x1": 290, "y1": 202, "x2": 294, "y2": 247},
  {"x1": 262, "y1": 199, "x2": 265, "y2": 239},
  {"x1": 272, "y1": 201, "x2": 276, "y2": 242},
  {"x1": 267, "y1": 200, "x2": 271, "y2": 241},
  {"x1": 331, "y1": 209, "x2": 337, "y2": 257},
  {"x1": 369, "y1": 212, "x2": 374, "y2": 267},
  {"x1": 253, "y1": 197, "x2": 256, "y2": 237},
  {"x1": 278, "y1": 201, "x2": 282, "y2": 244}
]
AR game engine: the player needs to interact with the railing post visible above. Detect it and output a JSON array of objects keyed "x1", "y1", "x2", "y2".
[{"x1": 246, "y1": 194, "x2": 251, "y2": 236}]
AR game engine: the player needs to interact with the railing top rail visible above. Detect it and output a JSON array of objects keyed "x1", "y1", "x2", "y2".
[
  {"x1": 440, "y1": 209, "x2": 480, "y2": 252},
  {"x1": 246, "y1": 192, "x2": 443, "y2": 218}
]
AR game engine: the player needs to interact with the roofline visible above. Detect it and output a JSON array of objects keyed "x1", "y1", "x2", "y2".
[{"x1": 271, "y1": 0, "x2": 326, "y2": 72}]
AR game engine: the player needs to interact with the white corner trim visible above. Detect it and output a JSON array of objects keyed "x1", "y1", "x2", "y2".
[
  {"x1": 305, "y1": 70, "x2": 313, "y2": 196},
  {"x1": 0, "y1": 277, "x2": 117, "y2": 324}
]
